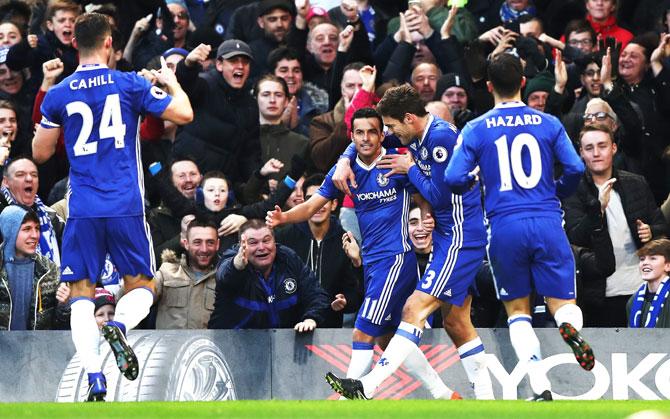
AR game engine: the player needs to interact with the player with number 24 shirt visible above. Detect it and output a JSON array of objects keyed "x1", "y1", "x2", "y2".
[{"x1": 32, "y1": 13, "x2": 192, "y2": 402}]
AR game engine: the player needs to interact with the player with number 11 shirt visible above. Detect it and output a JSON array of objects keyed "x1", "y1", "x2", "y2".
[
  {"x1": 32, "y1": 13, "x2": 192, "y2": 402},
  {"x1": 446, "y1": 53, "x2": 591, "y2": 401}
]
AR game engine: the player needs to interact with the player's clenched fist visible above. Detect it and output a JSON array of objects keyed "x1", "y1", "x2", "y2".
[
  {"x1": 233, "y1": 234, "x2": 248, "y2": 270},
  {"x1": 185, "y1": 43, "x2": 211, "y2": 68}
]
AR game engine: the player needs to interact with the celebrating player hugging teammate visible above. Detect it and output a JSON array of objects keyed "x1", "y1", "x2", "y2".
[
  {"x1": 325, "y1": 86, "x2": 494, "y2": 400},
  {"x1": 267, "y1": 108, "x2": 461, "y2": 400}
]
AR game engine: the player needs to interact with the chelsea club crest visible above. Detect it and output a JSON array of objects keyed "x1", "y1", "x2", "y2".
[
  {"x1": 420, "y1": 147, "x2": 429, "y2": 160},
  {"x1": 376, "y1": 173, "x2": 389, "y2": 187},
  {"x1": 283, "y1": 278, "x2": 297, "y2": 294}
]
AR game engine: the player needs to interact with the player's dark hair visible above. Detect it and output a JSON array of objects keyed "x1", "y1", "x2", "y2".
[
  {"x1": 487, "y1": 54, "x2": 523, "y2": 98},
  {"x1": 201, "y1": 171, "x2": 230, "y2": 190},
  {"x1": 301, "y1": 173, "x2": 325, "y2": 196},
  {"x1": 350, "y1": 107, "x2": 383, "y2": 134},
  {"x1": 95, "y1": 3, "x2": 118, "y2": 27},
  {"x1": 376, "y1": 84, "x2": 428, "y2": 121},
  {"x1": 186, "y1": 217, "x2": 219, "y2": 235},
  {"x1": 2, "y1": 156, "x2": 36, "y2": 178},
  {"x1": 239, "y1": 218, "x2": 273, "y2": 240},
  {"x1": 74, "y1": 13, "x2": 111, "y2": 55},
  {"x1": 254, "y1": 73, "x2": 289, "y2": 97},
  {"x1": 578, "y1": 123, "x2": 614, "y2": 146},
  {"x1": 267, "y1": 46, "x2": 301, "y2": 73},
  {"x1": 637, "y1": 239, "x2": 670, "y2": 262}
]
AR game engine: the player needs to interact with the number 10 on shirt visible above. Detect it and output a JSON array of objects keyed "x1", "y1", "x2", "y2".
[{"x1": 494, "y1": 133, "x2": 542, "y2": 192}]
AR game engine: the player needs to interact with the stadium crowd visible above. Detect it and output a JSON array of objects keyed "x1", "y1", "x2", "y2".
[{"x1": 0, "y1": 0, "x2": 669, "y2": 333}]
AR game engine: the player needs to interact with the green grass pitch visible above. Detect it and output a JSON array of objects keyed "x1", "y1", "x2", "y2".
[{"x1": 1, "y1": 400, "x2": 670, "y2": 419}]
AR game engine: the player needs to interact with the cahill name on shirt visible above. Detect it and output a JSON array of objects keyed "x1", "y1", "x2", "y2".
[
  {"x1": 69, "y1": 74, "x2": 115, "y2": 90},
  {"x1": 485, "y1": 113, "x2": 542, "y2": 129}
]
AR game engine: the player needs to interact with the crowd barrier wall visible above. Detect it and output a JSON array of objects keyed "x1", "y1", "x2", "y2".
[{"x1": 0, "y1": 328, "x2": 668, "y2": 402}]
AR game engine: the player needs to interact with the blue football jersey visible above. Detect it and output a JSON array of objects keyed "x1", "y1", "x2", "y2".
[
  {"x1": 342, "y1": 116, "x2": 486, "y2": 246},
  {"x1": 445, "y1": 102, "x2": 585, "y2": 222},
  {"x1": 40, "y1": 64, "x2": 172, "y2": 218},
  {"x1": 318, "y1": 149, "x2": 413, "y2": 262}
]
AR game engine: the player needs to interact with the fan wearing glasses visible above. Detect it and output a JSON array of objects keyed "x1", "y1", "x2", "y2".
[{"x1": 582, "y1": 98, "x2": 643, "y2": 175}]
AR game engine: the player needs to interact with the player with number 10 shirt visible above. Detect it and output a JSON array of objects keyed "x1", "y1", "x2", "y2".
[{"x1": 446, "y1": 54, "x2": 592, "y2": 401}]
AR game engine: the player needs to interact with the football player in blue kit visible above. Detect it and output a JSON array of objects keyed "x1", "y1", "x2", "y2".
[
  {"x1": 326, "y1": 86, "x2": 494, "y2": 400},
  {"x1": 445, "y1": 53, "x2": 593, "y2": 401},
  {"x1": 32, "y1": 13, "x2": 193, "y2": 401},
  {"x1": 267, "y1": 108, "x2": 461, "y2": 400}
]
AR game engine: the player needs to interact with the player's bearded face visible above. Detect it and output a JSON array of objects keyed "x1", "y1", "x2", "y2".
[
  {"x1": 352, "y1": 117, "x2": 382, "y2": 161},
  {"x1": 382, "y1": 116, "x2": 414, "y2": 145}
]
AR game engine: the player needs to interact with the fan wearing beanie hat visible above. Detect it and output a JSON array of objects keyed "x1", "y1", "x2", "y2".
[
  {"x1": 249, "y1": 0, "x2": 294, "y2": 77},
  {"x1": 523, "y1": 71, "x2": 555, "y2": 112},
  {"x1": 434, "y1": 73, "x2": 470, "y2": 114},
  {"x1": 93, "y1": 288, "x2": 116, "y2": 329}
]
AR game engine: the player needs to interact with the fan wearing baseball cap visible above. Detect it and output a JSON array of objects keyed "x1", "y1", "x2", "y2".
[{"x1": 173, "y1": 38, "x2": 261, "y2": 185}]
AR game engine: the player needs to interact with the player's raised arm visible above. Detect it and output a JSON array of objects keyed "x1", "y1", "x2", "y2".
[
  {"x1": 32, "y1": 124, "x2": 60, "y2": 164},
  {"x1": 266, "y1": 194, "x2": 329, "y2": 228},
  {"x1": 151, "y1": 56, "x2": 194, "y2": 125}
]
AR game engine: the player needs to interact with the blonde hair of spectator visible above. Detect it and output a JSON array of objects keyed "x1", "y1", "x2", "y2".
[{"x1": 585, "y1": 97, "x2": 619, "y2": 125}]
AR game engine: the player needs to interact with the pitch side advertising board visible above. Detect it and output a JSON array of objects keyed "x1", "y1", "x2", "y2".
[{"x1": 0, "y1": 329, "x2": 667, "y2": 401}]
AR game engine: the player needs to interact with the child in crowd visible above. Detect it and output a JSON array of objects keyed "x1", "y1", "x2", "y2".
[{"x1": 627, "y1": 239, "x2": 670, "y2": 328}]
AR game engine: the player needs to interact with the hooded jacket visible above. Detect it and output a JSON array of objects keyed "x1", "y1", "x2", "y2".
[
  {"x1": 0, "y1": 206, "x2": 63, "y2": 330},
  {"x1": 274, "y1": 217, "x2": 363, "y2": 328}
]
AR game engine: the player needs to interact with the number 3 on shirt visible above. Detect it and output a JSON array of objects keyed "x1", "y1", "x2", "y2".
[
  {"x1": 420, "y1": 270, "x2": 436, "y2": 290},
  {"x1": 494, "y1": 133, "x2": 542, "y2": 191},
  {"x1": 66, "y1": 94, "x2": 126, "y2": 156}
]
